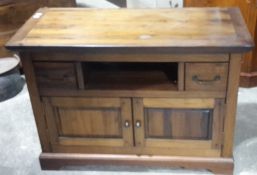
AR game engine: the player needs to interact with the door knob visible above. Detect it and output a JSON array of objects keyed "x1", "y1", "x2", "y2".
[
  {"x1": 135, "y1": 121, "x2": 141, "y2": 128},
  {"x1": 124, "y1": 121, "x2": 130, "y2": 128}
]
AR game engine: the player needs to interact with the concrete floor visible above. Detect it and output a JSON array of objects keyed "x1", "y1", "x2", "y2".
[{"x1": 0, "y1": 83, "x2": 257, "y2": 175}]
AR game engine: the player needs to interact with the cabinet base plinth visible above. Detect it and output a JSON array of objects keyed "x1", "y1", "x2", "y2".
[{"x1": 40, "y1": 153, "x2": 233, "y2": 174}]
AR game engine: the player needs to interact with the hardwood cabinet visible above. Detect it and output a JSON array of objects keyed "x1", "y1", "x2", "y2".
[{"x1": 5, "y1": 8, "x2": 253, "y2": 174}]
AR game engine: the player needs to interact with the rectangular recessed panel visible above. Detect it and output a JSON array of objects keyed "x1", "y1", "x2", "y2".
[
  {"x1": 56, "y1": 108, "x2": 122, "y2": 138},
  {"x1": 145, "y1": 108, "x2": 212, "y2": 140},
  {"x1": 34, "y1": 62, "x2": 77, "y2": 89}
]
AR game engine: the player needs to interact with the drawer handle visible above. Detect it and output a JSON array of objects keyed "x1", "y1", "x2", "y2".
[
  {"x1": 192, "y1": 75, "x2": 221, "y2": 84},
  {"x1": 124, "y1": 121, "x2": 130, "y2": 128},
  {"x1": 135, "y1": 121, "x2": 141, "y2": 128}
]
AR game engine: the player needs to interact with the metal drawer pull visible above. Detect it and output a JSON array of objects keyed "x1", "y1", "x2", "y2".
[
  {"x1": 192, "y1": 75, "x2": 221, "y2": 84},
  {"x1": 124, "y1": 121, "x2": 130, "y2": 128},
  {"x1": 135, "y1": 121, "x2": 141, "y2": 128}
]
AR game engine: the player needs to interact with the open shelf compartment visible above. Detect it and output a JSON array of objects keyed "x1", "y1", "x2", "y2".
[{"x1": 81, "y1": 62, "x2": 179, "y2": 91}]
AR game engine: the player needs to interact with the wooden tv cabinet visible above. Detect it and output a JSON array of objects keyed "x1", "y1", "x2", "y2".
[{"x1": 6, "y1": 7, "x2": 253, "y2": 174}]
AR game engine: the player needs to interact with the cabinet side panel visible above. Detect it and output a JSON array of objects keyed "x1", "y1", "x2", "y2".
[{"x1": 20, "y1": 52, "x2": 51, "y2": 152}]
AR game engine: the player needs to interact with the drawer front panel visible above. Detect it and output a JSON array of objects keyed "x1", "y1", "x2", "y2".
[
  {"x1": 185, "y1": 63, "x2": 228, "y2": 91},
  {"x1": 145, "y1": 108, "x2": 212, "y2": 140},
  {"x1": 34, "y1": 62, "x2": 77, "y2": 89}
]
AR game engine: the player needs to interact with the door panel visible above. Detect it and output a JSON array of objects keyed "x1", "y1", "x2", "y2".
[
  {"x1": 57, "y1": 108, "x2": 122, "y2": 138},
  {"x1": 133, "y1": 98, "x2": 224, "y2": 157},
  {"x1": 145, "y1": 108, "x2": 212, "y2": 140},
  {"x1": 43, "y1": 97, "x2": 133, "y2": 148}
]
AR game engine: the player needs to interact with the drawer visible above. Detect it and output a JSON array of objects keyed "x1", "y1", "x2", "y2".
[
  {"x1": 34, "y1": 62, "x2": 78, "y2": 89},
  {"x1": 185, "y1": 63, "x2": 228, "y2": 91}
]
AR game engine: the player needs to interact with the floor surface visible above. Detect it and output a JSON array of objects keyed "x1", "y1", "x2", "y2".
[{"x1": 0, "y1": 83, "x2": 257, "y2": 175}]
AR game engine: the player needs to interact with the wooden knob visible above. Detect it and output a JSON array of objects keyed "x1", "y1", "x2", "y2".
[
  {"x1": 124, "y1": 121, "x2": 130, "y2": 128},
  {"x1": 135, "y1": 121, "x2": 141, "y2": 128}
]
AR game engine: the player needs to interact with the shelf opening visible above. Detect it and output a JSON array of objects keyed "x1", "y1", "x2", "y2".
[{"x1": 82, "y1": 62, "x2": 178, "y2": 91}]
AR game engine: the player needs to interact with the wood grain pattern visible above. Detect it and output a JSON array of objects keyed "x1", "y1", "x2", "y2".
[
  {"x1": 6, "y1": 8, "x2": 254, "y2": 53},
  {"x1": 50, "y1": 144, "x2": 221, "y2": 157},
  {"x1": 43, "y1": 97, "x2": 133, "y2": 148},
  {"x1": 143, "y1": 98, "x2": 215, "y2": 109},
  {"x1": 38, "y1": 89, "x2": 227, "y2": 98},
  {"x1": 145, "y1": 108, "x2": 211, "y2": 140},
  {"x1": 185, "y1": 63, "x2": 228, "y2": 91},
  {"x1": 9, "y1": 7, "x2": 251, "y2": 173},
  {"x1": 31, "y1": 53, "x2": 230, "y2": 62},
  {"x1": 178, "y1": 62, "x2": 185, "y2": 91},
  {"x1": 42, "y1": 0, "x2": 76, "y2": 7},
  {"x1": 184, "y1": 0, "x2": 236, "y2": 7},
  {"x1": 223, "y1": 54, "x2": 242, "y2": 157},
  {"x1": 20, "y1": 53, "x2": 51, "y2": 152},
  {"x1": 33, "y1": 62, "x2": 78, "y2": 89},
  {"x1": 212, "y1": 99, "x2": 225, "y2": 149},
  {"x1": 132, "y1": 97, "x2": 221, "y2": 157},
  {"x1": 57, "y1": 108, "x2": 122, "y2": 138}
]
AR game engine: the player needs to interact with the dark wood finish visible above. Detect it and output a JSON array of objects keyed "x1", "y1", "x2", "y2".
[
  {"x1": 38, "y1": 89, "x2": 227, "y2": 98},
  {"x1": 144, "y1": 108, "x2": 211, "y2": 140},
  {"x1": 41, "y1": 0, "x2": 76, "y2": 7},
  {"x1": 31, "y1": 53, "x2": 230, "y2": 62},
  {"x1": 40, "y1": 153, "x2": 234, "y2": 174},
  {"x1": 84, "y1": 62, "x2": 178, "y2": 91},
  {"x1": 34, "y1": 62, "x2": 78, "y2": 89},
  {"x1": 5, "y1": 8, "x2": 253, "y2": 174}
]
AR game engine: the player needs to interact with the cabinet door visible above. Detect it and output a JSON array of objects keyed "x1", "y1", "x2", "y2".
[
  {"x1": 43, "y1": 97, "x2": 133, "y2": 148},
  {"x1": 133, "y1": 98, "x2": 224, "y2": 157}
]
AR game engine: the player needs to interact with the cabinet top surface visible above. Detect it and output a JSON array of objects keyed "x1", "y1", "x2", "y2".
[{"x1": 6, "y1": 7, "x2": 254, "y2": 53}]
